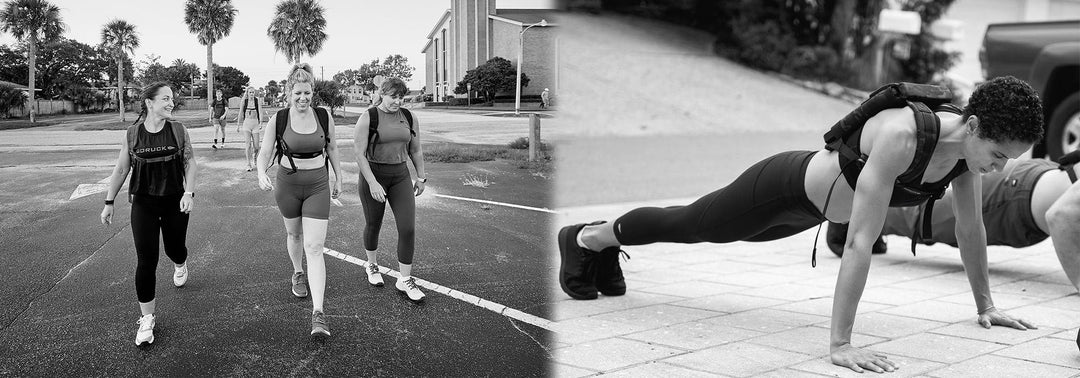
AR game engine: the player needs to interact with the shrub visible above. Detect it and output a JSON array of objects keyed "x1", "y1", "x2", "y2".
[
  {"x1": 507, "y1": 136, "x2": 551, "y2": 151},
  {"x1": 784, "y1": 45, "x2": 844, "y2": 80},
  {"x1": 732, "y1": 19, "x2": 797, "y2": 71}
]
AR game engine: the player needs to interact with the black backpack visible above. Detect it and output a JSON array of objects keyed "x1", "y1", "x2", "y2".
[
  {"x1": 273, "y1": 107, "x2": 330, "y2": 173},
  {"x1": 814, "y1": 82, "x2": 963, "y2": 265},
  {"x1": 366, "y1": 106, "x2": 414, "y2": 159}
]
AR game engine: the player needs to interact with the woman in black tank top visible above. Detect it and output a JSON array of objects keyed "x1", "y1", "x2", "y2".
[
  {"x1": 556, "y1": 76, "x2": 1047, "y2": 373},
  {"x1": 100, "y1": 83, "x2": 198, "y2": 346}
]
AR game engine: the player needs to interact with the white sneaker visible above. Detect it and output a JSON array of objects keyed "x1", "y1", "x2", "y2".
[
  {"x1": 365, "y1": 263, "x2": 384, "y2": 287},
  {"x1": 135, "y1": 314, "x2": 155, "y2": 345},
  {"x1": 395, "y1": 276, "x2": 425, "y2": 302},
  {"x1": 173, "y1": 264, "x2": 188, "y2": 287}
]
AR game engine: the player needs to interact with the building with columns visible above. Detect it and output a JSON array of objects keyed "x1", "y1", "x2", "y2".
[{"x1": 422, "y1": 0, "x2": 557, "y2": 102}]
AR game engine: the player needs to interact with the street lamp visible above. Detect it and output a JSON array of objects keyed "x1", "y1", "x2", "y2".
[{"x1": 515, "y1": 19, "x2": 548, "y2": 115}]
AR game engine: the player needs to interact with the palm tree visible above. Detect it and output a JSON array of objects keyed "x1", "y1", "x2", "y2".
[
  {"x1": 267, "y1": 0, "x2": 327, "y2": 63},
  {"x1": 184, "y1": 0, "x2": 236, "y2": 113},
  {"x1": 0, "y1": 0, "x2": 65, "y2": 123},
  {"x1": 100, "y1": 19, "x2": 139, "y2": 122}
]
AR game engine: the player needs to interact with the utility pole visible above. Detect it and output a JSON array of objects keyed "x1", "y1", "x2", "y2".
[{"x1": 321, "y1": 66, "x2": 324, "y2": 80}]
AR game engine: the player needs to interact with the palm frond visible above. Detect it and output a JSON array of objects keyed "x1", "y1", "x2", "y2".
[
  {"x1": 266, "y1": 0, "x2": 326, "y2": 63},
  {"x1": 184, "y1": 0, "x2": 236, "y2": 46},
  {"x1": 0, "y1": 0, "x2": 66, "y2": 41}
]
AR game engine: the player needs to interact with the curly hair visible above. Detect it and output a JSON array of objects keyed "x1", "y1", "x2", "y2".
[{"x1": 963, "y1": 76, "x2": 1043, "y2": 144}]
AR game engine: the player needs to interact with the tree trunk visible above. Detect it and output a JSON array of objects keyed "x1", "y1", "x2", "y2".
[
  {"x1": 118, "y1": 52, "x2": 126, "y2": 122},
  {"x1": 207, "y1": 43, "x2": 214, "y2": 117},
  {"x1": 829, "y1": 0, "x2": 856, "y2": 57},
  {"x1": 28, "y1": 34, "x2": 36, "y2": 123}
]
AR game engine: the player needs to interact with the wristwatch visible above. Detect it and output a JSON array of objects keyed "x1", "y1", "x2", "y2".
[
  {"x1": 184, "y1": 191, "x2": 195, "y2": 198},
  {"x1": 417, "y1": 177, "x2": 427, "y2": 183},
  {"x1": 105, "y1": 199, "x2": 115, "y2": 205}
]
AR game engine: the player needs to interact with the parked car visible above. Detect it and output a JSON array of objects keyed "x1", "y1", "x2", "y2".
[{"x1": 981, "y1": 20, "x2": 1080, "y2": 159}]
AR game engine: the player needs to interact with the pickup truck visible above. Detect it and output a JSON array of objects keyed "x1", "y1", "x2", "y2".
[{"x1": 981, "y1": 20, "x2": 1079, "y2": 159}]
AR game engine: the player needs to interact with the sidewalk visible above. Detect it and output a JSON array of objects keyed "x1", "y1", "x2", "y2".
[{"x1": 550, "y1": 201, "x2": 1080, "y2": 377}]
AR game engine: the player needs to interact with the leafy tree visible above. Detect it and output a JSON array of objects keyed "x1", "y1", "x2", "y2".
[
  {"x1": 897, "y1": 0, "x2": 960, "y2": 84},
  {"x1": 194, "y1": 64, "x2": 249, "y2": 98},
  {"x1": 267, "y1": 0, "x2": 326, "y2": 63},
  {"x1": 0, "y1": 83, "x2": 25, "y2": 117},
  {"x1": 343, "y1": 55, "x2": 417, "y2": 94},
  {"x1": 100, "y1": 19, "x2": 139, "y2": 121},
  {"x1": 265, "y1": 80, "x2": 280, "y2": 103},
  {"x1": 0, "y1": 44, "x2": 25, "y2": 83},
  {"x1": 312, "y1": 79, "x2": 345, "y2": 115},
  {"x1": 0, "y1": 0, "x2": 65, "y2": 122},
  {"x1": 185, "y1": 0, "x2": 236, "y2": 117},
  {"x1": 453, "y1": 57, "x2": 529, "y2": 101},
  {"x1": 377, "y1": 54, "x2": 414, "y2": 83}
]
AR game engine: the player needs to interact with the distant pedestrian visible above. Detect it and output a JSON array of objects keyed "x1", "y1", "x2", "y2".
[
  {"x1": 540, "y1": 88, "x2": 550, "y2": 109},
  {"x1": 100, "y1": 82, "x2": 197, "y2": 346},
  {"x1": 256, "y1": 63, "x2": 343, "y2": 338},
  {"x1": 353, "y1": 75, "x2": 428, "y2": 302},
  {"x1": 236, "y1": 86, "x2": 263, "y2": 171},
  {"x1": 210, "y1": 89, "x2": 229, "y2": 149}
]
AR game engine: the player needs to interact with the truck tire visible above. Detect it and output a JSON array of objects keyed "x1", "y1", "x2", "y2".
[{"x1": 1047, "y1": 92, "x2": 1080, "y2": 160}]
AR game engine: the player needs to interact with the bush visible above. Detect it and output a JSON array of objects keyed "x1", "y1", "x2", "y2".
[
  {"x1": 732, "y1": 19, "x2": 797, "y2": 71},
  {"x1": 784, "y1": 45, "x2": 844, "y2": 80},
  {"x1": 507, "y1": 136, "x2": 551, "y2": 151},
  {"x1": 448, "y1": 98, "x2": 472, "y2": 106}
]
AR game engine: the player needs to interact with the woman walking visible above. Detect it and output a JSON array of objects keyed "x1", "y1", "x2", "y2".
[
  {"x1": 256, "y1": 63, "x2": 342, "y2": 337},
  {"x1": 237, "y1": 86, "x2": 263, "y2": 171},
  {"x1": 100, "y1": 82, "x2": 197, "y2": 346},
  {"x1": 353, "y1": 76, "x2": 427, "y2": 302}
]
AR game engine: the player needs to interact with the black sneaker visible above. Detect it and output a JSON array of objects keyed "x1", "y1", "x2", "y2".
[
  {"x1": 558, "y1": 222, "x2": 600, "y2": 300},
  {"x1": 827, "y1": 222, "x2": 887, "y2": 257},
  {"x1": 595, "y1": 247, "x2": 628, "y2": 296}
]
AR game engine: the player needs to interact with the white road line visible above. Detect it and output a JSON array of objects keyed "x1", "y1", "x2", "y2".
[
  {"x1": 432, "y1": 193, "x2": 558, "y2": 214},
  {"x1": 322, "y1": 247, "x2": 557, "y2": 332}
]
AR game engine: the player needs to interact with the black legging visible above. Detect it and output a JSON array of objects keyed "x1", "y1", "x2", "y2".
[
  {"x1": 613, "y1": 150, "x2": 825, "y2": 245},
  {"x1": 359, "y1": 162, "x2": 416, "y2": 264},
  {"x1": 131, "y1": 194, "x2": 189, "y2": 303}
]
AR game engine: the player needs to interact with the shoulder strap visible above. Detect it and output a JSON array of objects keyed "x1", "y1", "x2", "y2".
[
  {"x1": 314, "y1": 107, "x2": 330, "y2": 144},
  {"x1": 274, "y1": 108, "x2": 297, "y2": 173},
  {"x1": 401, "y1": 108, "x2": 415, "y2": 136},
  {"x1": 169, "y1": 121, "x2": 186, "y2": 154},
  {"x1": 895, "y1": 101, "x2": 939, "y2": 185},
  {"x1": 367, "y1": 107, "x2": 380, "y2": 158}
]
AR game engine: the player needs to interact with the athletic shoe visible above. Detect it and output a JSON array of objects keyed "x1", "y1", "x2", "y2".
[
  {"x1": 135, "y1": 314, "x2": 155, "y2": 346},
  {"x1": 595, "y1": 247, "x2": 628, "y2": 296},
  {"x1": 211, "y1": 144, "x2": 218, "y2": 149},
  {"x1": 311, "y1": 311, "x2": 330, "y2": 336},
  {"x1": 826, "y1": 222, "x2": 887, "y2": 257},
  {"x1": 365, "y1": 262, "x2": 384, "y2": 287},
  {"x1": 558, "y1": 222, "x2": 601, "y2": 300},
  {"x1": 291, "y1": 271, "x2": 308, "y2": 298},
  {"x1": 395, "y1": 277, "x2": 425, "y2": 302},
  {"x1": 173, "y1": 264, "x2": 188, "y2": 287}
]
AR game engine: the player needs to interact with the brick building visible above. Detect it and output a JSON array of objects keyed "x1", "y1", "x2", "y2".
[{"x1": 422, "y1": 0, "x2": 557, "y2": 102}]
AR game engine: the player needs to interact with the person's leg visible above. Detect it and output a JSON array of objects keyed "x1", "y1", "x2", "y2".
[
  {"x1": 243, "y1": 129, "x2": 255, "y2": 170},
  {"x1": 275, "y1": 169, "x2": 307, "y2": 297},
  {"x1": 359, "y1": 168, "x2": 389, "y2": 281},
  {"x1": 383, "y1": 166, "x2": 424, "y2": 301},
  {"x1": 130, "y1": 198, "x2": 162, "y2": 344},
  {"x1": 131, "y1": 199, "x2": 162, "y2": 308},
  {"x1": 298, "y1": 168, "x2": 331, "y2": 335},
  {"x1": 160, "y1": 194, "x2": 190, "y2": 287},
  {"x1": 1045, "y1": 180, "x2": 1080, "y2": 293}
]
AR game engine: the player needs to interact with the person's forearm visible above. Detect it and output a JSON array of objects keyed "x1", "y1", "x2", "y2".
[
  {"x1": 956, "y1": 225, "x2": 993, "y2": 311},
  {"x1": 106, "y1": 165, "x2": 129, "y2": 201},
  {"x1": 830, "y1": 248, "x2": 871, "y2": 349},
  {"x1": 411, "y1": 150, "x2": 426, "y2": 179}
]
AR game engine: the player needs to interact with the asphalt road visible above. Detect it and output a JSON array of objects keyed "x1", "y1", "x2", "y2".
[{"x1": 0, "y1": 139, "x2": 553, "y2": 375}]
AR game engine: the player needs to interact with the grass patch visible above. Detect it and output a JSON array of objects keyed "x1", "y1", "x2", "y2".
[
  {"x1": 424, "y1": 142, "x2": 529, "y2": 163},
  {"x1": 0, "y1": 119, "x2": 61, "y2": 131}
]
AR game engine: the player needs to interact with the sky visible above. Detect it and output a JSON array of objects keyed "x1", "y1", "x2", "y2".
[{"x1": 0, "y1": 0, "x2": 555, "y2": 90}]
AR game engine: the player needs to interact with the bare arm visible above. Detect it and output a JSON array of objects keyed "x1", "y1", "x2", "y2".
[
  {"x1": 179, "y1": 125, "x2": 197, "y2": 212},
  {"x1": 1046, "y1": 180, "x2": 1080, "y2": 293},
  {"x1": 256, "y1": 113, "x2": 279, "y2": 190},
  {"x1": 830, "y1": 124, "x2": 912, "y2": 373},
  {"x1": 352, "y1": 111, "x2": 383, "y2": 199},
  {"x1": 952, "y1": 170, "x2": 1036, "y2": 330},
  {"x1": 409, "y1": 116, "x2": 426, "y2": 186},
  {"x1": 101, "y1": 135, "x2": 132, "y2": 224}
]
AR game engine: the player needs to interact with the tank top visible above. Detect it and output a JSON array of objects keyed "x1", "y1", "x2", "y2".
[
  {"x1": 241, "y1": 98, "x2": 260, "y2": 122},
  {"x1": 368, "y1": 108, "x2": 413, "y2": 164},
  {"x1": 282, "y1": 114, "x2": 326, "y2": 155},
  {"x1": 212, "y1": 98, "x2": 227, "y2": 117},
  {"x1": 130, "y1": 122, "x2": 186, "y2": 196},
  {"x1": 839, "y1": 104, "x2": 969, "y2": 207}
]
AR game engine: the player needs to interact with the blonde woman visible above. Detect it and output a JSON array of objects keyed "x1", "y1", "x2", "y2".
[
  {"x1": 256, "y1": 63, "x2": 342, "y2": 337},
  {"x1": 236, "y1": 86, "x2": 263, "y2": 171}
]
